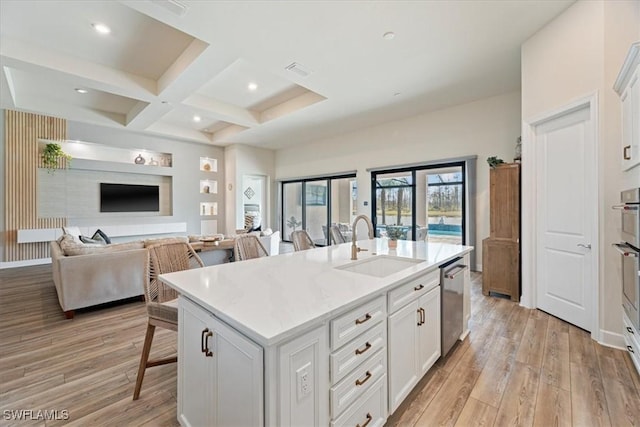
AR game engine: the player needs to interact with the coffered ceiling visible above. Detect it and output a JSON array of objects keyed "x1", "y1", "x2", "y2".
[{"x1": 0, "y1": 0, "x2": 575, "y2": 149}]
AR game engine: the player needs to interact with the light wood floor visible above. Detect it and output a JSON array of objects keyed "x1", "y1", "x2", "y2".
[{"x1": 1, "y1": 265, "x2": 639, "y2": 426}]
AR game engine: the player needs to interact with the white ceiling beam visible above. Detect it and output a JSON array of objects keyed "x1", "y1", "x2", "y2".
[
  {"x1": 182, "y1": 93, "x2": 260, "y2": 128},
  {"x1": 1, "y1": 38, "x2": 157, "y2": 100}
]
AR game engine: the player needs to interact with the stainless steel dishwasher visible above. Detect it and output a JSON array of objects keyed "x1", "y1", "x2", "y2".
[{"x1": 440, "y1": 257, "x2": 468, "y2": 357}]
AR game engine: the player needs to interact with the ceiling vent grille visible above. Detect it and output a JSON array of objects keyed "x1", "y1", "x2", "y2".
[
  {"x1": 151, "y1": 0, "x2": 189, "y2": 17},
  {"x1": 285, "y1": 62, "x2": 312, "y2": 78}
]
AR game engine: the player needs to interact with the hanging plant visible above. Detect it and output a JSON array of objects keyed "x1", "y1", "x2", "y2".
[{"x1": 42, "y1": 143, "x2": 72, "y2": 173}]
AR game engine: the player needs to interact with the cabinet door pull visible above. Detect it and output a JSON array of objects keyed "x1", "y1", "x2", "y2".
[
  {"x1": 355, "y1": 370, "x2": 372, "y2": 386},
  {"x1": 201, "y1": 328, "x2": 209, "y2": 353},
  {"x1": 414, "y1": 284, "x2": 424, "y2": 291},
  {"x1": 356, "y1": 413, "x2": 373, "y2": 427},
  {"x1": 417, "y1": 308, "x2": 422, "y2": 326},
  {"x1": 204, "y1": 330, "x2": 214, "y2": 357},
  {"x1": 355, "y1": 342, "x2": 372, "y2": 356},
  {"x1": 355, "y1": 313, "x2": 372, "y2": 325},
  {"x1": 627, "y1": 327, "x2": 635, "y2": 334},
  {"x1": 628, "y1": 345, "x2": 635, "y2": 354},
  {"x1": 624, "y1": 145, "x2": 631, "y2": 160}
]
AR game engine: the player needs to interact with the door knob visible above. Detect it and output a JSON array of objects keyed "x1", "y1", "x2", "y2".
[{"x1": 577, "y1": 243, "x2": 591, "y2": 249}]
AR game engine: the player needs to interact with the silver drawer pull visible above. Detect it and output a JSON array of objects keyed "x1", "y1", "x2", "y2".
[
  {"x1": 628, "y1": 345, "x2": 635, "y2": 354},
  {"x1": 414, "y1": 284, "x2": 424, "y2": 291},
  {"x1": 355, "y1": 313, "x2": 372, "y2": 325},
  {"x1": 355, "y1": 342, "x2": 372, "y2": 356},
  {"x1": 577, "y1": 243, "x2": 591, "y2": 249},
  {"x1": 628, "y1": 327, "x2": 635, "y2": 334},
  {"x1": 356, "y1": 413, "x2": 373, "y2": 427},
  {"x1": 355, "y1": 370, "x2": 372, "y2": 386}
]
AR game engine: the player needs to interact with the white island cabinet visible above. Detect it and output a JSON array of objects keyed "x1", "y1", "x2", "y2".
[
  {"x1": 178, "y1": 297, "x2": 263, "y2": 427},
  {"x1": 388, "y1": 270, "x2": 441, "y2": 412},
  {"x1": 161, "y1": 239, "x2": 472, "y2": 426}
]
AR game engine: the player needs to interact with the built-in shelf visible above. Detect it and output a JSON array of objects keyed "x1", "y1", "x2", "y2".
[
  {"x1": 200, "y1": 180, "x2": 218, "y2": 194},
  {"x1": 40, "y1": 139, "x2": 172, "y2": 168},
  {"x1": 200, "y1": 157, "x2": 218, "y2": 172},
  {"x1": 200, "y1": 202, "x2": 218, "y2": 216}
]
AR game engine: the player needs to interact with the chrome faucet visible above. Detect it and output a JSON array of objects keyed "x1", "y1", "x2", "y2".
[{"x1": 351, "y1": 214, "x2": 375, "y2": 260}]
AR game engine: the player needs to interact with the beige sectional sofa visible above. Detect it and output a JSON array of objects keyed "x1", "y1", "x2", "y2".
[{"x1": 50, "y1": 237, "x2": 148, "y2": 319}]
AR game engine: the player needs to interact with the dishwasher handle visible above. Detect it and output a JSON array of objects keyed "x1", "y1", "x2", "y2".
[{"x1": 444, "y1": 264, "x2": 468, "y2": 279}]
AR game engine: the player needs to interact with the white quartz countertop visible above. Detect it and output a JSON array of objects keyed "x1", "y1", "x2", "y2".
[{"x1": 161, "y1": 238, "x2": 473, "y2": 347}]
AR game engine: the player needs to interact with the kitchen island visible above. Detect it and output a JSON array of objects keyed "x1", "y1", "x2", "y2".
[{"x1": 161, "y1": 238, "x2": 473, "y2": 427}]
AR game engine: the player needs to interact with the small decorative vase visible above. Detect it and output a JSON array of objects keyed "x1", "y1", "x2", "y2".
[
  {"x1": 388, "y1": 239, "x2": 397, "y2": 249},
  {"x1": 134, "y1": 154, "x2": 146, "y2": 165},
  {"x1": 149, "y1": 157, "x2": 159, "y2": 166}
]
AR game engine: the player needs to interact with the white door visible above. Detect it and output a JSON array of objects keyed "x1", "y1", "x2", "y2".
[{"x1": 534, "y1": 104, "x2": 595, "y2": 331}]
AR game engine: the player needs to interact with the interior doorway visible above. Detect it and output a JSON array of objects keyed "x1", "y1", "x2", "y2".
[{"x1": 523, "y1": 95, "x2": 599, "y2": 335}]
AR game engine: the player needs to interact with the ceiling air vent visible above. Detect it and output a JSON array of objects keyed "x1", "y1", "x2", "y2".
[
  {"x1": 285, "y1": 62, "x2": 312, "y2": 78},
  {"x1": 151, "y1": 0, "x2": 189, "y2": 17}
]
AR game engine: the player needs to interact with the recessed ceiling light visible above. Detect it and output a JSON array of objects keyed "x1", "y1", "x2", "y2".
[
  {"x1": 383, "y1": 31, "x2": 395, "y2": 40},
  {"x1": 193, "y1": 115, "x2": 201, "y2": 122},
  {"x1": 74, "y1": 88, "x2": 88, "y2": 94},
  {"x1": 92, "y1": 23, "x2": 111, "y2": 35},
  {"x1": 248, "y1": 82, "x2": 258, "y2": 91}
]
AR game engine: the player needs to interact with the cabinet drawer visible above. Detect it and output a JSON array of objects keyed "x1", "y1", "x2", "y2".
[
  {"x1": 623, "y1": 313, "x2": 640, "y2": 350},
  {"x1": 330, "y1": 349, "x2": 386, "y2": 419},
  {"x1": 623, "y1": 314, "x2": 640, "y2": 374},
  {"x1": 330, "y1": 322, "x2": 386, "y2": 384},
  {"x1": 331, "y1": 296, "x2": 386, "y2": 350},
  {"x1": 388, "y1": 269, "x2": 439, "y2": 314},
  {"x1": 331, "y1": 375, "x2": 387, "y2": 427}
]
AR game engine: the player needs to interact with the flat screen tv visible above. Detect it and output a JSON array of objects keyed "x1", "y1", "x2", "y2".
[{"x1": 100, "y1": 183, "x2": 159, "y2": 213}]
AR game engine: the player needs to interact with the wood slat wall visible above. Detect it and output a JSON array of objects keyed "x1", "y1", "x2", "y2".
[{"x1": 4, "y1": 110, "x2": 67, "y2": 262}]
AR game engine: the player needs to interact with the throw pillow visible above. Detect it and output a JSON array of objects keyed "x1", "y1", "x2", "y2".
[
  {"x1": 62, "y1": 226, "x2": 82, "y2": 242},
  {"x1": 79, "y1": 235, "x2": 104, "y2": 245},
  {"x1": 91, "y1": 229, "x2": 111, "y2": 244}
]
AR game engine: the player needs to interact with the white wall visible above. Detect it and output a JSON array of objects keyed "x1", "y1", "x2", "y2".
[
  {"x1": 275, "y1": 91, "x2": 522, "y2": 267},
  {"x1": 521, "y1": 0, "x2": 640, "y2": 344},
  {"x1": 67, "y1": 121, "x2": 224, "y2": 239},
  {"x1": 224, "y1": 144, "x2": 276, "y2": 234}
]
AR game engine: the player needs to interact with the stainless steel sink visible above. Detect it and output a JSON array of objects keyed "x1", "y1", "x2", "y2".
[{"x1": 335, "y1": 255, "x2": 423, "y2": 278}]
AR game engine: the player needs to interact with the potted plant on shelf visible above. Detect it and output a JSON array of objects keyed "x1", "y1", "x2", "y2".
[{"x1": 41, "y1": 142, "x2": 72, "y2": 173}]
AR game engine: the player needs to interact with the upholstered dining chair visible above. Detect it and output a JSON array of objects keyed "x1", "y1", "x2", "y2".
[
  {"x1": 291, "y1": 230, "x2": 316, "y2": 251},
  {"x1": 234, "y1": 234, "x2": 269, "y2": 261},
  {"x1": 329, "y1": 225, "x2": 347, "y2": 245},
  {"x1": 133, "y1": 241, "x2": 204, "y2": 400}
]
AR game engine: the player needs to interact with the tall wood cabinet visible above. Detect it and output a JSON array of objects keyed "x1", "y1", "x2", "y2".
[{"x1": 482, "y1": 163, "x2": 520, "y2": 301}]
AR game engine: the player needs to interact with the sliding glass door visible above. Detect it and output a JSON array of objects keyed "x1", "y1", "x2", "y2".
[
  {"x1": 372, "y1": 162, "x2": 465, "y2": 244},
  {"x1": 281, "y1": 174, "x2": 357, "y2": 245},
  {"x1": 374, "y1": 170, "x2": 414, "y2": 240}
]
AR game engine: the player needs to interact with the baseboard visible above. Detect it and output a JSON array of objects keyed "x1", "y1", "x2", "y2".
[
  {"x1": 598, "y1": 328, "x2": 625, "y2": 350},
  {"x1": 0, "y1": 258, "x2": 51, "y2": 269}
]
